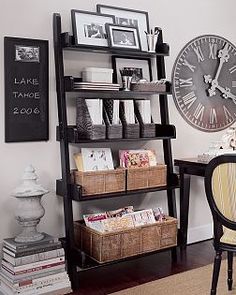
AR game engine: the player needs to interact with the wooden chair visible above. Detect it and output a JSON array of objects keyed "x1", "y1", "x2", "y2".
[{"x1": 205, "y1": 154, "x2": 236, "y2": 294}]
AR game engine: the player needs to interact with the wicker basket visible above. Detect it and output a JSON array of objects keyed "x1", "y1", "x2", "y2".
[
  {"x1": 71, "y1": 168, "x2": 126, "y2": 196},
  {"x1": 127, "y1": 165, "x2": 167, "y2": 190},
  {"x1": 74, "y1": 217, "x2": 177, "y2": 263},
  {"x1": 130, "y1": 82, "x2": 166, "y2": 92}
]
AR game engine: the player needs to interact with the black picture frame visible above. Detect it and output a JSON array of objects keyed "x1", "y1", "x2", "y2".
[
  {"x1": 106, "y1": 24, "x2": 141, "y2": 51},
  {"x1": 4, "y1": 36, "x2": 49, "y2": 142},
  {"x1": 71, "y1": 9, "x2": 115, "y2": 47},
  {"x1": 112, "y1": 55, "x2": 152, "y2": 87},
  {"x1": 97, "y1": 4, "x2": 149, "y2": 52}
]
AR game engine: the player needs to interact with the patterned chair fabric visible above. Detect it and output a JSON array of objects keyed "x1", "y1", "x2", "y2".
[{"x1": 212, "y1": 162, "x2": 236, "y2": 245}]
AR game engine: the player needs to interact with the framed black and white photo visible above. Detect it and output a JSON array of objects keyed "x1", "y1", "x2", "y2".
[
  {"x1": 106, "y1": 24, "x2": 141, "y2": 50},
  {"x1": 71, "y1": 10, "x2": 115, "y2": 47},
  {"x1": 15, "y1": 45, "x2": 40, "y2": 62},
  {"x1": 97, "y1": 5, "x2": 149, "y2": 51},
  {"x1": 112, "y1": 56, "x2": 152, "y2": 87}
]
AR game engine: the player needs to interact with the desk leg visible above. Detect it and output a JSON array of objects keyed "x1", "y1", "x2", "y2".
[{"x1": 179, "y1": 170, "x2": 191, "y2": 250}]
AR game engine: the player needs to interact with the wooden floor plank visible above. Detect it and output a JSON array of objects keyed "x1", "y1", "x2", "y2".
[{"x1": 70, "y1": 240, "x2": 216, "y2": 295}]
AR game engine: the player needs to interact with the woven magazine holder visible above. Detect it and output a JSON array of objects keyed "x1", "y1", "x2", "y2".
[
  {"x1": 119, "y1": 101, "x2": 139, "y2": 139},
  {"x1": 76, "y1": 97, "x2": 105, "y2": 140},
  {"x1": 103, "y1": 99, "x2": 122, "y2": 139},
  {"x1": 134, "y1": 101, "x2": 155, "y2": 138}
]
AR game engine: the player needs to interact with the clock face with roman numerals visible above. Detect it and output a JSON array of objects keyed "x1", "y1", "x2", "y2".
[{"x1": 172, "y1": 35, "x2": 236, "y2": 132}]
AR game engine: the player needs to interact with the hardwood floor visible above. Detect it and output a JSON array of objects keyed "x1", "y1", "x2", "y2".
[{"x1": 71, "y1": 239, "x2": 218, "y2": 295}]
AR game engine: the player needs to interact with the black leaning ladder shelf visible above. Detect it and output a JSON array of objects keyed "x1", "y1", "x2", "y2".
[{"x1": 53, "y1": 12, "x2": 179, "y2": 289}]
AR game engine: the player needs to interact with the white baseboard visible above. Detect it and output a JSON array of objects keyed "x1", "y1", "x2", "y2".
[{"x1": 187, "y1": 223, "x2": 213, "y2": 244}]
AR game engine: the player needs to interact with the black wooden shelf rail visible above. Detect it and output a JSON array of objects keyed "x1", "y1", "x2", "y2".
[
  {"x1": 61, "y1": 32, "x2": 170, "y2": 57},
  {"x1": 56, "y1": 124, "x2": 176, "y2": 142}
]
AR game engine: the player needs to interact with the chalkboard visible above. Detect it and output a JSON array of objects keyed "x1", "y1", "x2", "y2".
[{"x1": 5, "y1": 37, "x2": 49, "y2": 142}]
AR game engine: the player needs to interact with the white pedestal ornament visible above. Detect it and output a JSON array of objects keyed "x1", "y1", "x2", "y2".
[{"x1": 12, "y1": 165, "x2": 49, "y2": 243}]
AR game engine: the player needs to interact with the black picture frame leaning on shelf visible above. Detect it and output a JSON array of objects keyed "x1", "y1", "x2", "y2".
[
  {"x1": 112, "y1": 55, "x2": 152, "y2": 87},
  {"x1": 71, "y1": 9, "x2": 115, "y2": 47},
  {"x1": 97, "y1": 4, "x2": 149, "y2": 52},
  {"x1": 105, "y1": 24, "x2": 141, "y2": 51}
]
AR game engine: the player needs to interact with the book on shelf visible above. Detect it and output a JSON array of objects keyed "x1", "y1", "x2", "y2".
[
  {"x1": 0, "y1": 278, "x2": 71, "y2": 295},
  {"x1": 0, "y1": 271, "x2": 71, "y2": 294},
  {"x1": 3, "y1": 233, "x2": 58, "y2": 251},
  {"x1": 3, "y1": 242, "x2": 63, "y2": 258},
  {"x1": 1, "y1": 256, "x2": 65, "y2": 275},
  {"x1": 3, "y1": 247, "x2": 65, "y2": 267},
  {"x1": 1, "y1": 263, "x2": 65, "y2": 282},
  {"x1": 0, "y1": 269, "x2": 68, "y2": 288}
]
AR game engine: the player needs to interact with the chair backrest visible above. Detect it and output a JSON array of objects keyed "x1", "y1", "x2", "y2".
[{"x1": 205, "y1": 155, "x2": 236, "y2": 242}]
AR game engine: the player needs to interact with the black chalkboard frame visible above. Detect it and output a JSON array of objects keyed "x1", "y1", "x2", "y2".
[{"x1": 4, "y1": 36, "x2": 49, "y2": 142}]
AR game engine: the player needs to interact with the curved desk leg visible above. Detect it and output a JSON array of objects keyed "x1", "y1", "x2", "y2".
[{"x1": 179, "y1": 169, "x2": 191, "y2": 250}]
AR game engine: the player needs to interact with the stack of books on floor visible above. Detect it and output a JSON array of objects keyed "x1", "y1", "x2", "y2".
[{"x1": 0, "y1": 233, "x2": 72, "y2": 294}]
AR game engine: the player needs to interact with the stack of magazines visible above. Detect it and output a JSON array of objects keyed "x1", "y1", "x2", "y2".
[
  {"x1": 73, "y1": 81, "x2": 120, "y2": 91},
  {"x1": 83, "y1": 206, "x2": 166, "y2": 233},
  {"x1": 0, "y1": 233, "x2": 71, "y2": 294}
]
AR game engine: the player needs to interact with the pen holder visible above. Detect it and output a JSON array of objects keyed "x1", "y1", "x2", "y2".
[
  {"x1": 147, "y1": 32, "x2": 159, "y2": 52},
  {"x1": 121, "y1": 75, "x2": 133, "y2": 91}
]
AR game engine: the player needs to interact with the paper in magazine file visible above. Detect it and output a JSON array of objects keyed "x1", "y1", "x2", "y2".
[{"x1": 119, "y1": 149, "x2": 157, "y2": 168}]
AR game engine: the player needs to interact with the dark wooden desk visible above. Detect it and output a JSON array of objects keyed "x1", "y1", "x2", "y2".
[{"x1": 174, "y1": 158, "x2": 207, "y2": 249}]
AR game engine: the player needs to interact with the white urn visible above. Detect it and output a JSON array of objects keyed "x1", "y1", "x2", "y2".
[{"x1": 12, "y1": 165, "x2": 49, "y2": 243}]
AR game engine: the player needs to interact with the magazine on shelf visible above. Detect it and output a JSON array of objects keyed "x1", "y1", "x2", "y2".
[
  {"x1": 119, "y1": 149, "x2": 157, "y2": 168},
  {"x1": 79, "y1": 147, "x2": 114, "y2": 172}
]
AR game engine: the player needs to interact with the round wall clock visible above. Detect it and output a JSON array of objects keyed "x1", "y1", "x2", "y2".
[{"x1": 172, "y1": 35, "x2": 236, "y2": 132}]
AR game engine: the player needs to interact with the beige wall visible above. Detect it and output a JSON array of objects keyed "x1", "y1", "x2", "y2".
[{"x1": 0, "y1": 0, "x2": 235, "y2": 243}]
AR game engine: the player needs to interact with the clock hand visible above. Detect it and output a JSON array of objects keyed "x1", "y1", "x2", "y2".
[
  {"x1": 218, "y1": 85, "x2": 236, "y2": 103},
  {"x1": 204, "y1": 43, "x2": 230, "y2": 96},
  {"x1": 213, "y1": 83, "x2": 236, "y2": 104}
]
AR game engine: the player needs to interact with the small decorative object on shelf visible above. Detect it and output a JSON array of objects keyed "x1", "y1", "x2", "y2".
[
  {"x1": 145, "y1": 27, "x2": 160, "y2": 52},
  {"x1": 119, "y1": 68, "x2": 136, "y2": 91},
  {"x1": 198, "y1": 125, "x2": 236, "y2": 163},
  {"x1": 12, "y1": 165, "x2": 49, "y2": 243}
]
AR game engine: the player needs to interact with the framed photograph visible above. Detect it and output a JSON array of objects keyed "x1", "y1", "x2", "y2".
[
  {"x1": 97, "y1": 5, "x2": 149, "y2": 51},
  {"x1": 106, "y1": 24, "x2": 141, "y2": 50},
  {"x1": 15, "y1": 45, "x2": 40, "y2": 62},
  {"x1": 4, "y1": 37, "x2": 49, "y2": 142},
  {"x1": 112, "y1": 56, "x2": 152, "y2": 87},
  {"x1": 71, "y1": 10, "x2": 115, "y2": 47}
]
